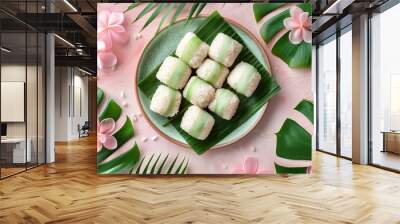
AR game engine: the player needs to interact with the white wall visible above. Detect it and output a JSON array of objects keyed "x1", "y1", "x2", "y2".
[{"x1": 54, "y1": 67, "x2": 89, "y2": 141}]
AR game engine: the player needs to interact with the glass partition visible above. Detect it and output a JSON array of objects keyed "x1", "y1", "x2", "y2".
[
  {"x1": 339, "y1": 27, "x2": 352, "y2": 158},
  {"x1": 317, "y1": 36, "x2": 337, "y2": 154},
  {"x1": 370, "y1": 4, "x2": 400, "y2": 171}
]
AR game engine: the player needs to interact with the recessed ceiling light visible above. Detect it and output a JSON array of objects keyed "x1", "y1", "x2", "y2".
[
  {"x1": 54, "y1": 34, "x2": 75, "y2": 48},
  {"x1": 1, "y1": 47, "x2": 11, "y2": 53},
  {"x1": 63, "y1": 0, "x2": 78, "y2": 12}
]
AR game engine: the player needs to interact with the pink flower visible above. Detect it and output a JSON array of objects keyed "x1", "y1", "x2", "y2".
[
  {"x1": 283, "y1": 7, "x2": 312, "y2": 45},
  {"x1": 97, "y1": 118, "x2": 117, "y2": 151},
  {"x1": 97, "y1": 11, "x2": 129, "y2": 49},
  {"x1": 232, "y1": 157, "x2": 273, "y2": 174},
  {"x1": 97, "y1": 48, "x2": 117, "y2": 72}
]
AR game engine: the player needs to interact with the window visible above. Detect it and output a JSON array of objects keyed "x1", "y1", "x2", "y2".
[{"x1": 317, "y1": 36, "x2": 337, "y2": 154}]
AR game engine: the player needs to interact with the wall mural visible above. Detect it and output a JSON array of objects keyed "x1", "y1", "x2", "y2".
[{"x1": 97, "y1": 3, "x2": 313, "y2": 175}]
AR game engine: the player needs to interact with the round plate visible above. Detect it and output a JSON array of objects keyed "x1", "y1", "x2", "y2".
[{"x1": 135, "y1": 17, "x2": 271, "y2": 149}]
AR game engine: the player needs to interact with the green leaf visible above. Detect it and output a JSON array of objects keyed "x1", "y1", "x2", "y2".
[
  {"x1": 97, "y1": 88, "x2": 104, "y2": 107},
  {"x1": 141, "y1": 3, "x2": 166, "y2": 31},
  {"x1": 181, "y1": 160, "x2": 189, "y2": 174},
  {"x1": 150, "y1": 154, "x2": 162, "y2": 174},
  {"x1": 186, "y1": 3, "x2": 199, "y2": 24},
  {"x1": 259, "y1": 3, "x2": 311, "y2": 44},
  {"x1": 142, "y1": 153, "x2": 155, "y2": 174},
  {"x1": 97, "y1": 117, "x2": 134, "y2": 163},
  {"x1": 253, "y1": 3, "x2": 283, "y2": 22},
  {"x1": 135, "y1": 157, "x2": 146, "y2": 174},
  {"x1": 275, "y1": 164, "x2": 307, "y2": 174},
  {"x1": 274, "y1": 118, "x2": 311, "y2": 174},
  {"x1": 134, "y1": 3, "x2": 156, "y2": 22},
  {"x1": 271, "y1": 32, "x2": 311, "y2": 68},
  {"x1": 295, "y1": 99, "x2": 314, "y2": 124},
  {"x1": 157, "y1": 154, "x2": 169, "y2": 174},
  {"x1": 124, "y1": 3, "x2": 139, "y2": 13},
  {"x1": 156, "y1": 3, "x2": 175, "y2": 33},
  {"x1": 259, "y1": 9, "x2": 290, "y2": 43},
  {"x1": 99, "y1": 99, "x2": 122, "y2": 121},
  {"x1": 174, "y1": 158, "x2": 186, "y2": 174},
  {"x1": 276, "y1": 119, "x2": 311, "y2": 161},
  {"x1": 170, "y1": 3, "x2": 185, "y2": 25},
  {"x1": 98, "y1": 144, "x2": 140, "y2": 174},
  {"x1": 138, "y1": 11, "x2": 280, "y2": 154},
  {"x1": 194, "y1": 3, "x2": 207, "y2": 18},
  {"x1": 166, "y1": 154, "x2": 179, "y2": 174}
]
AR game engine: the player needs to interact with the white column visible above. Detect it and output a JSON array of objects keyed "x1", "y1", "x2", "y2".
[
  {"x1": 352, "y1": 14, "x2": 369, "y2": 164},
  {"x1": 46, "y1": 32, "x2": 55, "y2": 163}
]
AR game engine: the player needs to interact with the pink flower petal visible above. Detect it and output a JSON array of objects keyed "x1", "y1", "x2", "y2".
[
  {"x1": 103, "y1": 135, "x2": 117, "y2": 150},
  {"x1": 300, "y1": 12, "x2": 310, "y2": 28},
  {"x1": 97, "y1": 40, "x2": 111, "y2": 51},
  {"x1": 99, "y1": 118, "x2": 116, "y2": 134},
  {"x1": 290, "y1": 7, "x2": 304, "y2": 21},
  {"x1": 98, "y1": 31, "x2": 113, "y2": 49},
  {"x1": 98, "y1": 134, "x2": 107, "y2": 144},
  {"x1": 283, "y1": 17, "x2": 300, "y2": 30},
  {"x1": 108, "y1": 12, "x2": 125, "y2": 26},
  {"x1": 109, "y1": 29, "x2": 129, "y2": 45},
  {"x1": 302, "y1": 29, "x2": 312, "y2": 44},
  {"x1": 289, "y1": 29, "x2": 303, "y2": 45},
  {"x1": 98, "y1": 11, "x2": 110, "y2": 32},
  {"x1": 97, "y1": 141, "x2": 102, "y2": 152},
  {"x1": 97, "y1": 51, "x2": 117, "y2": 71},
  {"x1": 243, "y1": 157, "x2": 259, "y2": 174}
]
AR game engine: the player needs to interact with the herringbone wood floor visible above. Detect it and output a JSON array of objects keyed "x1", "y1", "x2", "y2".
[{"x1": 0, "y1": 136, "x2": 399, "y2": 224}]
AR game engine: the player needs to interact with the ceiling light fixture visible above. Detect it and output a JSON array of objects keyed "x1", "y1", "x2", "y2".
[
  {"x1": 1, "y1": 47, "x2": 11, "y2": 53},
  {"x1": 54, "y1": 34, "x2": 75, "y2": 48},
  {"x1": 78, "y1": 67, "x2": 93, "y2": 76},
  {"x1": 63, "y1": 0, "x2": 78, "y2": 12}
]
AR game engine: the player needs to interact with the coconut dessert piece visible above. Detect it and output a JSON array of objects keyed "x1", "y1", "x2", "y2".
[
  {"x1": 209, "y1": 33, "x2": 243, "y2": 67},
  {"x1": 176, "y1": 32, "x2": 209, "y2": 69},
  {"x1": 180, "y1": 105, "x2": 215, "y2": 140},
  {"x1": 183, "y1": 76, "x2": 215, "y2": 108},
  {"x1": 156, "y1": 56, "x2": 191, "y2": 90},
  {"x1": 150, "y1": 85, "x2": 182, "y2": 117},
  {"x1": 208, "y1": 89, "x2": 240, "y2": 120},
  {"x1": 196, "y1": 59, "x2": 229, "y2": 88},
  {"x1": 227, "y1": 62, "x2": 261, "y2": 97}
]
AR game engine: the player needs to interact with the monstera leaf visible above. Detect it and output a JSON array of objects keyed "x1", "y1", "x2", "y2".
[
  {"x1": 132, "y1": 153, "x2": 189, "y2": 175},
  {"x1": 97, "y1": 88, "x2": 140, "y2": 174},
  {"x1": 125, "y1": 3, "x2": 208, "y2": 33},
  {"x1": 254, "y1": 3, "x2": 312, "y2": 68},
  {"x1": 275, "y1": 99, "x2": 313, "y2": 174}
]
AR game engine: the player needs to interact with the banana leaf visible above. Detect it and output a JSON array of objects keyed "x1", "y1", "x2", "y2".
[{"x1": 138, "y1": 11, "x2": 280, "y2": 155}]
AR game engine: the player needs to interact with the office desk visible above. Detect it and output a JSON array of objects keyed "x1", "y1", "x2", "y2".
[
  {"x1": 1, "y1": 138, "x2": 31, "y2": 163},
  {"x1": 382, "y1": 131, "x2": 400, "y2": 154}
]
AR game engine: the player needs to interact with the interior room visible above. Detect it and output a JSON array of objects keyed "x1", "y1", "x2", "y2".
[{"x1": 0, "y1": 1, "x2": 399, "y2": 223}]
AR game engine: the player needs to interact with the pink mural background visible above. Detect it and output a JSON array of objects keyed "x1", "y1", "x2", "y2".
[{"x1": 97, "y1": 3, "x2": 313, "y2": 174}]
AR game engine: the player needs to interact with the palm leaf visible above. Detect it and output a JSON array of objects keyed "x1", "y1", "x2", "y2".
[
  {"x1": 124, "y1": 2, "x2": 139, "y2": 13},
  {"x1": 295, "y1": 99, "x2": 314, "y2": 124},
  {"x1": 186, "y1": 3, "x2": 199, "y2": 24},
  {"x1": 156, "y1": 3, "x2": 175, "y2": 33},
  {"x1": 133, "y1": 153, "x2": 188, "y2": 175},
  {"x1": 274, "y1": 100, "x2": 313, "y2": 174},
  {"x1": 253, "y1": 3, "x2": 283, "y2": 22},
  {"x1": 133, "y1": 3, "x2": 156, "y2": 22},
  {"x1": 141, "y1": 3, "x2": 166, "y2": 31},
  {"x1": 257, "y1": 3, "x2": 312, "y2": 68},
  {"x1": 97, "y1": 88, "x2": 140, "y2": 174},
  {"x1": 194, "y1": 3, "x2": 207, "y2": 18},
  {"x1": 170, "y1": 3, "x2": 185, "y2": 25}
]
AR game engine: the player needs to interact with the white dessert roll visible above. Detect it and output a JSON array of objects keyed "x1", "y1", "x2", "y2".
[
  {"x1": 208, "y1": 89, "x2": 239, "y2": 120},
  {"x1": 150, "y1": 85, "x2": 182, "y2": 117},
  {"x1": 180, "y1": 105, "x2": 215, "y2": 140},
  {"x1": 176, "y1": 32, "x2": 209, "y2": 69},
  {"x1": 196, "y1": 59, "x2": 229, "y2": 88},
  {"x1": 209, "y1": 33, "x2": 243, "y2": 67},
  {"x1": 156, "y1": 56, "x2": 191, "y2": 90},
  {"x1": 227, "y1": 62, "x2": 261, "y2": 97},
  {"x1": 183, "y1": 76, "x2": 215, "y2": 108}
]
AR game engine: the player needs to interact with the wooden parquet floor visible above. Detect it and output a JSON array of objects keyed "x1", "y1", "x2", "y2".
[{"x1": 0, "y1": 135, "x2": 399, "y2": 224}]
